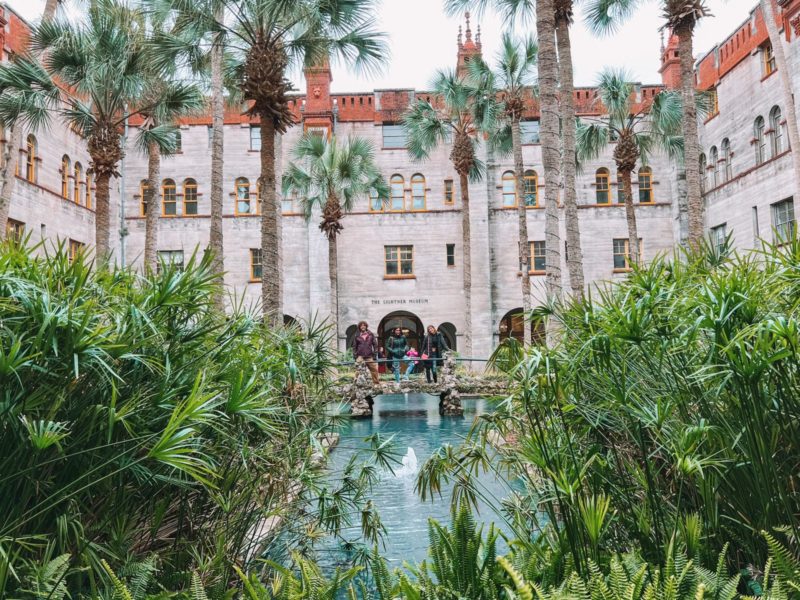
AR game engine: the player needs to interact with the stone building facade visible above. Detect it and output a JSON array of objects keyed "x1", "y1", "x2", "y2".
[{"x1": 2, "y1": 2, "x2": 798, "y2": 358}]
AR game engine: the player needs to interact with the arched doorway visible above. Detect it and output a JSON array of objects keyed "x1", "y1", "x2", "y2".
[
  {"x1": 498, "y1": 308, "x2": 545, "y2": 345},
  {"x1": 378, "y1": 311, "x2": 423, "y2": 351},
  {"x1": 438, "y1": 322, "x2": 457, "y2": 352},
  {"x1": 284, "y1": 314, "x2": 299, "y2": 328},
  {"x1": 345, "y1": 324, "x2": 358, "y2": 351}
]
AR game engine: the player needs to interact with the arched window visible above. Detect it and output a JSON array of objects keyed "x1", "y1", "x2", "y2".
[
  {"x1": 754, "y1": 116, "x2": 766, "y2": 165},
  {"x1": 73, "y1": 162, "x2": 83, "y2": 205},
  {"x1": 638, "y1": 167, "x2": 653, "y2": 203},
  {"x1": 235, "y1": 177, "x2": 252, "y2": 214},
  {"x1": 709, "y1": 146, "x2": 719, "y2": 188},
  {"x1": 721, "y1": 138, "x2": 732, "y2": 183},
  {"x1": 86, "y1": 172, "x2": 92, "y2": 209},
  {"x1": 161, "y1": 178, "x2": 177, "y2": 215},
  {"x1": 595, "y1": 168, "x2": 611, "y2": 204},
  {"x1": 410, "y1": 173, "x2": 426, "y2": 210},
  {"x1": 523, "y1": 169, "x2": 538, "y2": 207},
  {"x1": 390, "y1": 174, "x2": 404, "y2": 211},
  {"x1": 25, "y1": 135, "x2": 37, "y2": 182},
  {"x1": 139, "y1": 179, "x2": 149, "y2": 216},
  {"x1": 769, "y1": 106, "x2": 783, "y2": 156},
  {"x1": 61, "y1": 155, "x2": 71, "y2": 199},
  {"x1": 502, "y1": 171, "x2": 516, "y2": 207},
  {"x1": 699, "y1": 153, "x2": 707, "y2": 193},
  {"x1": 183, "y1": 178, "x2": 198, "y2": 215}
]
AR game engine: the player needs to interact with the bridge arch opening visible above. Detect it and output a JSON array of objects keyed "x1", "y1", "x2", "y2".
[
  {"x1": 438, "y1": 322, "x2": 457, "y2": 351},
  {"x1": 498, "y1": 308, "x2": 546, "y2": 345},
  {"x1": 379, "y1": 311, "x2": 423, "y2": 351}
]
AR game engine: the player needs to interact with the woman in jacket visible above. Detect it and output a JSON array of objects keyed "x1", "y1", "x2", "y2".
[
  {"x1": 419, "y1": 324, "x2": 450, "y2": 383},
  {"x1": 386, "y1": 326, "x2": 409, "y2": 383}
]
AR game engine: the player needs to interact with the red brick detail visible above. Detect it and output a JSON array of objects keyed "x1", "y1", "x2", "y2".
[
  {"x1": 304, "y1": 59, "x2": 333, "y2": 131},
  {"x1": 659, "y1": 32, "x2": 681, "y2": 89}
]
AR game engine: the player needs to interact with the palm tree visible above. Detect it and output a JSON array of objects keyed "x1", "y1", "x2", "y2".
[
  {"x1": 757, "y1": 0, "x2": 800, "y2": 199},
  {"x1": 0, "y1": 0, "x2": 198, "y2": 262},
  {"x1": 137, "y1": 79, "x2": 204, "y2": 272},
  {"x1": 445, "y1": 0, "x2": 564, "y2": 311},
  {"x1": 282, "y1": 134, "x2": 388, "y2": 348},
  {"x1": 586, "y1": 0, "x2": 709, "y2": 246},
  {"x1": 554, "y1": 0, "x2": 586, "y2": 300},
  {"x1": 161, "y1": 0, "x2": 386, "y2": 326},
  {"x1": 576, "y1": 69, "x2": 683, "y2": 266},
  {"x1": 404, "y1": 71, "x2": 488, "y2": 356},
  {"x1": 0, "y1": 0, "x2": 61, "y2": 240},
  {"x1": 468, "y1": 33, "x2": 540, "y2": 345}
]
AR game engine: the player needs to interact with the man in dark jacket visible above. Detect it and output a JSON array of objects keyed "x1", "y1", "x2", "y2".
[
  {"x1": 419, "y1": 325, "x2": 450, "y2": 383},
  {"x1": 352, "y1": 321, "x2": 380, "y2": 384}
]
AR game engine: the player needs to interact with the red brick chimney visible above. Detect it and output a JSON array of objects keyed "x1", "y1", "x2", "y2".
[{"x1": 303, "y1": 58, "x2": 333, "y2": 135}]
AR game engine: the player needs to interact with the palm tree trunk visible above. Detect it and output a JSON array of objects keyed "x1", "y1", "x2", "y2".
[
  {"x1": 0, "y1": 0, "x2": 60, "y2": 240},
  {"x1": 675, "y1": 26, "x2": 704, "y2": 246},
  {"x1": 144, "y1": 141, "x2": 160, "y2": 272},
  {"x1": 759, "y1": 0, "x2": 800, "y2": 198},
  {"x1": 209, "y1": 5, "x2": 225, "y2": 309},
  {"x1": 458, "y1": 170, "x2": 472, "y2": 357},
  {"x1": 94, "y1": 171, "x2": 111, "y2": 261},
  {"x1": 328, "y1": 232, "x2": 339, "y2": 350},
  {"x1": 511, "y1": 120, "x2": 532, "y2": 346},
  {"x1": 556, "y1": 16, "x2": 585, "y2": 301},
  {"x1": 537, "y1": 0, "x2": 563, "y2": 346},
  {"x1": 620, "y1": 169, "x2": 640, "y2": 266},
  {"x1": 260, "y1": 118, "x2": 282, "y2": 326}
]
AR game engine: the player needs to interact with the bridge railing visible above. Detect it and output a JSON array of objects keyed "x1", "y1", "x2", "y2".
[{"x1": 334, "y1": 356, "x2": 490, "y2": 367}]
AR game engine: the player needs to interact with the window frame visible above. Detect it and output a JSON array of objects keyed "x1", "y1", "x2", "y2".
[
  {"x1": 6, "y1": 218, "x2": 24, "y2": 242},
  {"x1": 446, "y1": 243, "x2": 455, "y2": 267},
  {"x1": 595, "y1": 168, "x2": 611, "y2": 204},
  {"x1": 74, "y1": 162, "x2": 83, "y2": 205},
  {"x1": 444, "y1": 179, "x2": 454, "y2": 205},
  {"x1": 86, "y1": 172, "x2": 93, "y2": 209},
  {"x1": 523, "y1": 169, "x2": 538, "y2": 208},
  {"x1": 384, "y1": 244, "x2": 414, "y2": 279},
  {"x1": 528, "y1": 240, "x2": 546, "y2": 274},
  {"x1": 721, "y1": 138, "x2": 732, "y2": 182},
  {"x1": 638, "y1": 167, "x2": 654, "y2": 203},
  {"x1": 754, "y1": 117, "x2": 766, "y2": 165},
  {"x1": 502, "y1": 170, "x2": 517, "y2": 207},
  {"x1": 369, "y1": 188, "x2": 383, "y2": 212},
  {"x1": 410, "y1": 173, "x2": 426, "y2": 211},
  {"x1": 249, "y1": 125, "x2": 261, "y2": 151},
  {"x1": 709, "y1": 146, "x2": 719, "y2": 189},
  {"x1": 161, "y1": 178, "x2": 177, "y2": 216},
  {"x1": 157, "y1": 250, "x2": 185, "y2": 273},
  {"x1": 61, "y1": 155, "x2": 71, "y2": 200},
  {"x1": 382, "y1": 124, "x2": 407, "y2": 149},
  {"x1": 699, "y1": 153, "x2": 707, "y2": 193},
  {"x1": 250, "y1": 248, "x2": 263, "y2": 281},
  {"x1": 68, "y1": 239, "x2": 84, "y2": 263},
  {"x1": 772, "y1": 198, "x2": 796, "y2": 244},
  {"x1": 183, "y1": 178, "x2": 198, "y2": 215},
  {"x1": 763, "y1": 43, "x2": 776, "y2": 76},
  {"x1": 769, "y1": 106, "x2": 783, "y2": 157},
  {"x1": 139, "y1": 180, "x2": 149, "y2": 216},
  {"x1": 710, "y1": 223, "x2": 727, "y2": 253},
  {"x1": 612, "y1": 238, "x2": 642, "y2": 272},
  {"x1": 235, "y1": 177, "x2": 254, "y2": 215},
  {"x1": 25, "y1": 135, "x2": 37, "y2": 183},
  {"x1": 389, "y1": 174, "x2": 405, "y2": 212}
]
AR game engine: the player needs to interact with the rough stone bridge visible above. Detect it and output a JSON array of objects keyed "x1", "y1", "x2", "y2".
[{"x1": 342, "y1": 353, "x2": 508, "y2": 417}]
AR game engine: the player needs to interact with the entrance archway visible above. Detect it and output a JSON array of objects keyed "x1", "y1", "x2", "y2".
[
  {"x1": 345, "y1": 324, "x2": 358, "y2": 351},
  {"x1": 499, "y1": 308, "x2": 545, "y2": 345},
  {"x1": 284, "y1": 314, "x2": 299, "y2": 328},
  {"x1": 438, "y1": 322, "x2": 457, "y2": 351},
  {"x1": 378, "y1": 311, "x2": 423, "y2": 351}
]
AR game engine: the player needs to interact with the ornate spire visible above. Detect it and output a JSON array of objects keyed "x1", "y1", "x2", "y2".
[
  {"x1": 660, "y1": 30, "x2": 665, "y2": 55},
  {"x1": 465, "y1": 11, "x2": 472, "y2": 42},
  {"x1": 458, "y1": 25, "x2": 463, "y2": 49},
  {"x1": 476, "y1": 24, "x2": 482, "y2": 48}
]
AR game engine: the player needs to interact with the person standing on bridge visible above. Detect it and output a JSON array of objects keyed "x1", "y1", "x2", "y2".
[
  {"x1": 420, "y1": 324, "x2": 449, "y2": 383},
  {"x1": 386, "y1": 326, "x2": 409, "y2": 384},
  {"x1": 352, "y1": 321, "x2": 380, "y2": 385}
]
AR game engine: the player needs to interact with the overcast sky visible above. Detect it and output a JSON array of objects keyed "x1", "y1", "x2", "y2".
[{"x1": 9, "y1": 0, "x2": 756, "y2": 91}]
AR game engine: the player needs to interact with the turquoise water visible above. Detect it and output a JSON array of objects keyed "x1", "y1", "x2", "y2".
[{"x1": 320, "y1": 393, "x2": 514, "y2": 569}]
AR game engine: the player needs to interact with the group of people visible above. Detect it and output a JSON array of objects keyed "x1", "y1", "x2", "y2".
[{"x1": 351, "y1": 321, "x2": 451, "y2": 385}]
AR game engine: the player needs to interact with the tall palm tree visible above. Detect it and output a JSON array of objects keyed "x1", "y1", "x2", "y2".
[
  {"x1": 0, "y1": 0, "x2": 61, "y2": 240},
  {"x1": 161, "y1": 0, "x2": 386, "y2": 326},
  {"x1": 137, "y1": 80, "x2": 204, "y2": 272},
  {"x1": 0, "y1": 0, "x2": 199, "y2": 262},
  {"x1": 758, "y1": 0, "x2": 800, "y2": 199},
  {"x1": 282, "y1": 134, "x2": 388, "y2": 347},
  {"x1": 576, "y1": 69, "x2": 683, "y2": 266},
  {"x1": 445, "y1": 0, "x2": 563, "y2": 308},
  {"x1": 555, "y1": 0, "x2": 586, "y2": 300},
  {"x1": 468, "y1": 33, "x2": 540, "y2": 345},
  {"x1": 586, "y1": 0, "x2": 709, "y2": 246},
  {"x1": 404, "y1": 70, "x2": 488, "y2": 356}
]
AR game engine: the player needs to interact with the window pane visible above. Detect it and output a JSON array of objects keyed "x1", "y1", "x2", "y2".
[
  {"x1": 382, "y1": 124, "x2": 407, "y2": 149},
  {"x1": 523, "y1": 171, "x2": 537, "y2": 206},
  {"x1": 502, "y1": 173, "x2": 516, "y2": 206},
  {"x1": 390, "y1": 176, "x2": 404, "y2": 210},
  {"x1": 250, "y1": 126, "x2": 261, "y2": 151},
  {"x1": 521, "y1": 121, "x2": 540, "y2": 144},
  {"x1": 411, "y1": 176, "x2": 425, "y2": 209}
]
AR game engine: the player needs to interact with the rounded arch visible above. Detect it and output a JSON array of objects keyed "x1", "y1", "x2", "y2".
[
  {"x1": 74, "y1": 161, "x2": 83, "y2": 205},
  {"x1": 410, "y1": 173, "x2": 426, "y2": 210},
  {"x1": 378, "y1": 311, "x2": 423, "y2": 351},
  {"x1": 498, "y1": 308, "x2": 544, "y2": 345},
  {"x1": 61, "y1": 155, "x2": 71, "y2": 200},
  {"x1": 523, "y1": 169, "x2": 538, "y2": 207},
  {"x1": 25, "y1": 134, "x2": 37, "y2": 182},
  {"x1": 389, "y1": 174, "x2": 404, "y2": 211},
  {"x1": 501, "y1": 170, "x2": 516, "y2": 207},
  {"x1": 637, "y1": 166, "x2": 653, "y2": 203},
  {"x1": 709, "y1": 146, "x2": 719, "y2": 188},
  {"x1": 721, "y1": 138, "x2": 732, "y2": 182},
  {"x1": 699, "y1": 153, "x2": 707, "y2": 192},
  {"x1": 754, "y1": 116, "x2": 766, "y2": 165},
  {"x1": 345, "y1": 324, "x2": 358, "y2": 351},
  {"x1": 438, "y1": 322, "x2": 457, "y2": 352},
  {"x1": 595, "y1": 167, "x2": 611, "y2": 204},
  {"x1": 283, "y1": 314, "x2": 299, "y2": 328},
  {"x1": 161, "y1": 178, "x2": 177, "y2": 215},
  {"x1": 769, "y1": 105, "x2": 783, "y2": 156}
]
